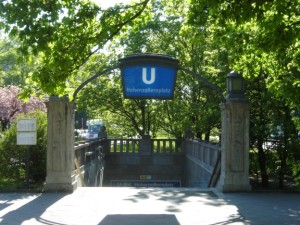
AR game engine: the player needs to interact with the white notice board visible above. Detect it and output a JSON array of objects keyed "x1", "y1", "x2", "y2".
[
  {"x1": 17, "y1": 132, "x2": 37, "y2": 145},
  {"x1": 17, "y1": 118, "x2": 37, "y2": 131},
  {"x1": 17, "y1": 118, "x2": 37, "y2": 145}
]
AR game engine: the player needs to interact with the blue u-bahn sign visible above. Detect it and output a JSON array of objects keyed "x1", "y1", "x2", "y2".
[{"x1": 119, "y1": 54, "x2": 179, "y2": 99}]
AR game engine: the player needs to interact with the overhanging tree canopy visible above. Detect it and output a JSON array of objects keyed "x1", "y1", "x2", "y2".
[
  {"x1": 188, "y1": 0, "x2": 300, "y2": 108},
  {"x1": 0, "y1": 0, "x2": 150, "y2": 96}
]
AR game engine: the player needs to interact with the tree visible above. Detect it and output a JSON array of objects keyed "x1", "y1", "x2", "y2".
[
  {"x1": 188, "y1": 0, "x2": 300, "y2": 187},
  {"x1": 77, "y1": 54, "x2": 159, "y2": 138},
  {"x1": 74, "y1": 0, "x2": 226, "y2": 139},
  {"x1": 114, "y1": 0, "x2": 225, "y2": 139},
  {"x1": 0, "y1": 0, "x2": 150, "y2": 96},
  {"x1": 0, "y1": 85, "x2": 46, "y2": 131},
  {"x1": 188, "y1": 0, "x2": 300, "y2": 110},
  {"x1": 0, "y1": 34, "x2": 33, "y2": 86}
]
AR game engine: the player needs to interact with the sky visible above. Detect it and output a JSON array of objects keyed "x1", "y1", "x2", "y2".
[{"x1": 90, "y1": 0, "x2": 138, "y2": 9}]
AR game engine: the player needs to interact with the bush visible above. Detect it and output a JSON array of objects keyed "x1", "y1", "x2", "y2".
[{"x1": 0, "y1": 110, "x2": 47, "y2": 188}]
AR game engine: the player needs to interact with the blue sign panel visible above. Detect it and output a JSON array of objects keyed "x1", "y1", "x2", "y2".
[
  {"x1": 122, "y1": 65, "x2": 177, "y2": 99},
  {"x1": 111, "y1": 180, "x2": 181, "y2": 187}
]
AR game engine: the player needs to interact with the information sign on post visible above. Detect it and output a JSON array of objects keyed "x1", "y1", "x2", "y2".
[
  {"x1": 119, "y1": 53, "x2": 179, "y2": 99},
  {"x1": 17, "y1": 118, "x2": 37, "y2": 145},
  {"x1": 17, "y1": 118, "x2": 37, "y2": 189}
]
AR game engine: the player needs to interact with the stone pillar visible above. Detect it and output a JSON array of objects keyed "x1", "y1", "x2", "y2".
[
  {"x1": 44, "y1": 96, "x2": 77, "y2": 192},
  {"x1": 139, "y1": 135, "x2": 152, "y2": 156},
  {"x1": 217, "y1": 71, "x2": 251, "y2": 192},
  {"x1": 218, "y1": 71, "x2": 251, "y2": 192}
]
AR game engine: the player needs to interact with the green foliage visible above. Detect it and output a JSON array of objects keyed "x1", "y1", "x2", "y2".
[
  {"x1": 0, "y1": 110, "x2": 47, "y2": 188},
  {"x1": 188, "y1": 0, "x2": 300, "y2": 111},
  {"x1": 108, "y1": 0, "x2": 224, "y2": 139},
  {"x1": 2, "y1": 0, "x2": 299, "y2": 188},
  {"x1": 0, "y1": 35, "x2": 28, "y2": 86},
  {"x1": 187, "y1": 0, "x2": 300, "y2": 188},
  {"x1": 0, "y1": 0, "x2": 150, "y2": 96},
  {"x1": 286, "y1": 139, "x2": 300, "y2": 188},
  {"x1": 74, "y1": 0, "x2": 226, "y2": 141},
  {"x1": 79, "y1": 72, "x2": 158, "y2": 137}
]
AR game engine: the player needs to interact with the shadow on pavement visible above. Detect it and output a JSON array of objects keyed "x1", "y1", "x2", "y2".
[
  {"x1": 98, "y1": 214, "x2": 180, "y2": 225},
  {"x1": 0, "y1": 192, "x2": 68, "y2": 225},
  {"x1": 124, "y1": 188, "x2": 218, "y2": 204},
  {"x1": 224, "y1": 192, "x2": 300, "y2": 225}
]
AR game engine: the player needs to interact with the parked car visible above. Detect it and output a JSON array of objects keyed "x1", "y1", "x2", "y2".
[
  {"x1": 86, "y1": 119, "x2": 104, "y2": 140},
  {"x1": 75, "y1": 129, "x2": 88, "y2": 139},
  {"x1": 79, "y1": 129, "x2": 88, "y2": 139}
]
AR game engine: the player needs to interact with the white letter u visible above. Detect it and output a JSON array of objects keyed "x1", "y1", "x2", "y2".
[{"x1": 142, "y1": 68, "x2": 156, "y2": 84}]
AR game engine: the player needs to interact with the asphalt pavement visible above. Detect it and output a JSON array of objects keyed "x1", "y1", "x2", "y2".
[{"x1": 0, "y1": 187, "x2": 299, "y2": 225}]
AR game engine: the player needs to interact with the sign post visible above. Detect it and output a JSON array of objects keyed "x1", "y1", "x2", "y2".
[
  {"x1": 17, "y1": 118, "x2": 37, "y2": 189},
  {"x1": 119, "y1": 53, "x2": 179, "y2": 99}
]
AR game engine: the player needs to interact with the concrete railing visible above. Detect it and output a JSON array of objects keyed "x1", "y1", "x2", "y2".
[
  {"x1": 73, "y1": 138, "x2": 220, "y2": 188},
  {"x1": 108, "y1": 139, "x2": 139, "y2": 154},
  {"x1": 104, "y1": 138, "x2": 185, "y2": 186},
  {"x1": 107, "y1": 138, "x2": 184, "y2": 154},
  {"x1": 74, "y1": 139, "x2": 103, "y2": 167},
  {"x1": 152, "y1": 139, "x2": 183, "y2": 154},
  {"x1": 185, "y1": 139, "x2": 221, "y2": 187},
  {"x1": 185, "y1": 139, "x2": 220, "y2": 173},
  {"x1": 74, "y1": 139, "x2": 105, "y2": 187}
]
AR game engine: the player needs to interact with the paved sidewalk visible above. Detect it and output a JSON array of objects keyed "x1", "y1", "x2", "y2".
[{"x1": 0, "y1": 187, "x2": 299, "y2": 225}]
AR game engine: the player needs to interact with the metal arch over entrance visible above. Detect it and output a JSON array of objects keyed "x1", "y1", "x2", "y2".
[
  {"x1": 72, "y1": 53, "x2": 225, "y2": 101},
  {"x1": 73, "y1": 66, "x2": 119, "y2": 100}
]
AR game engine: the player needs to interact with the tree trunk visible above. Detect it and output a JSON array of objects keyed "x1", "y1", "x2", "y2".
[
  {"x1": 196, "y1": 131, "x2": 202, "y2": 140},
  {"x1": 0, "y1": 118, "x2": 9, "y2": 132},
  {"x1": 257, "y1": 139, "x2": 269, "y2": 187},
  {"x1": 204, "y1": 130, "x2": 210, "y2": 141},
  {"x1": 278, "y1": 141, "x2": 288, "y2": 189},
  {"x1": 278, "y1": 156, "x2": 285, "y2": 189}
]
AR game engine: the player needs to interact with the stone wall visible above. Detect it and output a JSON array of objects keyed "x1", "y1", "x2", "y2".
[
  {"x1": 103, "y1": 153, "x2": 186, "y2": 187},
  {"x1": 185, "y1": 140, "x2": 220, "y2": 188}
]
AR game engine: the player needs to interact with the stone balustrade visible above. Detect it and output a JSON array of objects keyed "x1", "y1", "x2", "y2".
[{"x1": 73, "y1": 138, "x2": 220, "y2": 188}]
